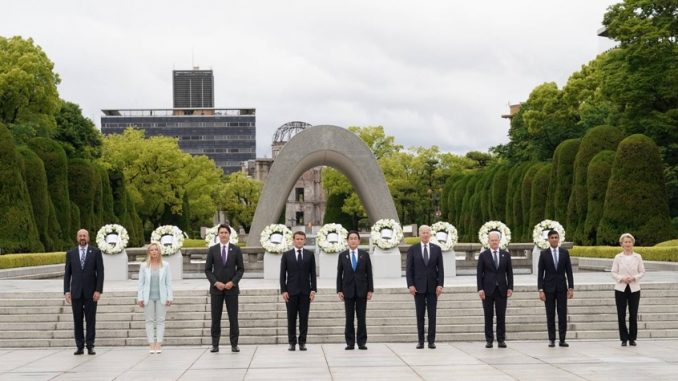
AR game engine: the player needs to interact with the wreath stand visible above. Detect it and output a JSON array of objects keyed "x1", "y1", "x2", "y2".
[
  {"x1": 166, "y1": 249, "x2": 183, "y2": 280},
  {"x1": 264, "y1": 252, "x2": 282, "y2": 280},
  {"x1": 102, "y1": 250, "x2": 128, "y2": 280}
]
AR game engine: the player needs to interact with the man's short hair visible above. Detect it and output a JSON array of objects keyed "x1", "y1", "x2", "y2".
[
  {"x1": 547, "y1": 229, "x2": 559, "y2": 238},
  {"x1": 218, "y1": 224, "x2": 231, "y2": 233},
  {"x1": 419, "y1": 225, "x2": 431, "y2": 234},
  {"x1": 293, "y1": 231, "x2": 306, "y2": 239},
  {"x1": 346, "y1": 230, "x2": 360, "y2": 240},
  {"x1": 488, "y1": 230, "x2": 501, "y2": 239}
]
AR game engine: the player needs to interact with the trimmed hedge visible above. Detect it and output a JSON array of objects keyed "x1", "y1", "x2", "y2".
[
  {"x1": 552, "y1": 138, "x2": 580, "y2": 225},
  {"x1": 520, "y1": 163, "x2": 545, "y2": 241},
  {"x1": 450, "y1": 176, "x2": 470, "y2": 227},
  {"x1": 27, "y1": 137, "x2": 72, "y2": 244},
  {"x1": 490, "y1": 166, "x2": 509, "y2": 220},
  {"x1": 597, "y1": 134, "x2": 674, "y2": 246},
  {"x1": 571, "y1": 246, "x2": 678, "y2": 262},
  {"x1": 0, "y1": 252, "x2": 66, "y2": 269},
  {"x1": 0, "y1": 123, "x2": 44, "y2": 253},
  {"x1": 68, "y1": 158, "x2": 97, "y2": 233},
  {"x1": 529, "y1": 163, "x2": 552, "y2": 232},
  {"x1": 656, "y1": 239, "x2": 678, "y2": 247},
  {"x1": 97, "y1": 165, "x2": 117, "y2": 224},
  {"x1": 583, "y1": 150, "x2": 615, "y2": 245}
]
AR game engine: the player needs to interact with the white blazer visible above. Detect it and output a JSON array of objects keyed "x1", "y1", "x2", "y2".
[
  {"x1": 137, "y1": 261, "x2": 173, "y2": 304},
  {"x1": 611, "y1": 252, "x2": 645, "y2": 293}
]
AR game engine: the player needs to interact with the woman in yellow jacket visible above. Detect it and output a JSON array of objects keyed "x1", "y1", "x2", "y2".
[{"x1": 137, "y1": 243, "x2": 173, "y2": 353}]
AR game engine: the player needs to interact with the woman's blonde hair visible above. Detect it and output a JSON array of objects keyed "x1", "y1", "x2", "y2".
[
  {"x1": 618, "y1": 233, "x2": 636, "y2": 245},
  {"x1": 145, "y1": 242, "x2": 162, "y2": 265}
]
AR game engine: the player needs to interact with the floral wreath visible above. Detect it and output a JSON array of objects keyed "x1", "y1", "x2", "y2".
[
  {"x1": 95, "y1": 224, "x2": 129, "y2": 255},
  {"x1": 370, "y1": 218, "x2": 403, "y2": 250},
  {"x1": 430, "y1": 221, "x2": 458, "y2": 251},
  {"x1": 204, "y1": 224, "x2": 239, "y2": 247},
  {"x1": 532, "y1": 219, "x2": 565, "y2": 250},
  {"x1": 478, "y1": 221, "x2": 511, "y2": 250},
  {"x1": 316, "y1": 223, "x2": 348, "y2": 254},
  {"x1": 150, "y1": 225, "x2": 185, "y2": 256},
  {"x1": 260, "y1": 224, "x2": 293, "y2": 254}
]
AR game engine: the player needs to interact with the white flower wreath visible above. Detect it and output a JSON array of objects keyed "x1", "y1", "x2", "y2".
[
  {"x1": 204, "y1": 225, "x2": 239, "y2": 247},
  {"x1": 430, "y1": 221, "x2": 458, "y2": 251},
  {"x1": 370, "y1": 218, "x2": 404, "y2": 250},
  {"x1": 478, "y1": 221, "x2": 512, "y2": 250},
  {"x1": 316, "y1": 223, "x2": 348, "y2": 254},
  {"x1": 150, "y1": 225, "x2": 185, "y2": 256},
  {"x1": 532, "y1": 219, "x2": 565, "y2": 250},
  {"x1": 95, "y1": 224, "x2": 129, "y2": 255},
  {"x1": 260, "y1": 224, "x2": 293, "y2": 254}
]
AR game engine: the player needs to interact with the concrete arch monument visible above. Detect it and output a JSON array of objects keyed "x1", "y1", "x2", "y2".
[{"x1": 247, "y1": 125, "x2": 399, "y2": 246}]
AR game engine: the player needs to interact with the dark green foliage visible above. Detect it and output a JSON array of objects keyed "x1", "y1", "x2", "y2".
[
  {"x1": 449, "y1": 176, "x2": 470, "y2": 227},
  {"x1": 551, "y1": 139, "x2": 580, "y2": 225},
  {"x1": 54, "y1": 100, "x2": 102, "y2": 159},
  {"x1": 127, "y1": 193, "x2": 145, "y2": 246},
  {"x1": 519, "y1": 163, "x2": 544, "y2": 241},
  {"x1": 567, "y1": 126, "x2": 624, "y2": 243},
  {"x1": 490, "y1": 167, "x2": 509, "y2": 220},
  {"x1": 91, "y1": 165, "x2": 104, "y2": 230},
  {"x1": 440, "y1": 173, "x2": 462, "y2": 219},
  {"x1": 583, "y1": 150, "x2": 616, "y2": 245},
  {"x1": 598, "y1": 134, "x2": 674, "y2": 245},
  {"x1": 109, "y1": 168, "x2": 127, "y2": 219},
  {"x1": 529, "y1": 163, "x2": 553, "y2": 234},
  {"x1": 468, "y1": 193, "x2": 482, "y2": 242},
  {"x1": 0, "y1": 123, "x2": 43, "y2": 253},
  {"x1": 69, "y1": 202, "x2": 80, "y2": 241},
  {"x1": 16, "y1": 145, "x2": 57, "y2": 251},
  {"x1": 479, "y1": 169, "x2": 496, "y2": 223},
  {"x1": 67, "y1": 158, "x2": 96, "y2": 233},
  {"x1": 96, "y1": 165, "x2": 116, "y2": 224},
  {"x1": 460, "y1": 177, "x2": 479, "y2": 241},
  {"x1": 506, "y1": 163, "x2": 530, "y2": 239},
  {"x1": 324, "y1": 192, "x2": 355, "y2": 230},
  {"x1": 27, "y1": 137, "x2": 72, "y2": 244}
]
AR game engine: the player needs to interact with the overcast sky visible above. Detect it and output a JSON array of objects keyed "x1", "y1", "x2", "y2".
[{"x1": 2, "y1": 0, "x2": 618, "y2": 157}]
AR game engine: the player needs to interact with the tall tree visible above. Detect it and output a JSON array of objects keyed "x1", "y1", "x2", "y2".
[
  {"x1": 217, "y1": 172, "x2": 262, "y2": 233},
  {"x1": 54, "y1": 100, "x2": 102, "y2": 159}
]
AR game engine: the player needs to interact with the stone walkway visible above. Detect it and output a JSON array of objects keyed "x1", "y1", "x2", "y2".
[{"x1": 1, "y1": 339, "x2": 677, "y2": 380}]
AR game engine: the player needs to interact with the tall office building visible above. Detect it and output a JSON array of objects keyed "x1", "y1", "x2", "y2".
[{"x1": 173, "y1": 69, "x2": 214, "y2": 108}]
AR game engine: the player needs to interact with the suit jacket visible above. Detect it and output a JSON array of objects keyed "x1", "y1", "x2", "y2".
[
  {"x1": 137, "y1": 261, "x2": 173, "y2": 305},
  {"x1": 280, "y1": 248, "x2": 317, "y2": 296},
  {"x1": 537, "y1": 247, "x2": 574, "y2": 293},
  {"x1": 406, "y1": 242, "x2": 444, "y2": 294},
  {"x1": 477, "y1": 248, "x2": 514, "y2": 296},
  {"x1": 205, "y1": 243, "x2": 245, "y2": 295},
  {"x1": 64, "y1": 245, "x2": 104, "y2": 299},
  {"x1": 336, "y1": 248, "x2": 374, "y2": 299}
]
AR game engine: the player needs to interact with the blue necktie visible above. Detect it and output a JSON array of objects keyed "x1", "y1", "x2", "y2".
[
  {"x1": 351, "y1": 250, "x2": 357, "y2": 271},
  {"x1": 80, "y1": 248, "x2": 86, "y2": 270}
]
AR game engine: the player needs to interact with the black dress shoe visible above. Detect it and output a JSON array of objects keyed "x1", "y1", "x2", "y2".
[
  {"x1": 498, "y1": 341, "x2": 507, "y2": 348},
  {"x1": 428, "y1": 343, "x2": 436, "y2": 349},
  {"x1": 416, "y1": 343, "x2": 425, "y2": 349},
  {"x1": 210, "y1": 346, "x2": 219, "y2": 353},
  {"x1": 629, "y1": 340, "x2": 637, "y2": 346},
  {"x1": 74, "y1": 348, "x2": 84, "y2": 355},
  {"x1": 559, "y1": 341, "x2": 569, "y2": 347},
  {"x1": 358, "y1": 345, "x2": 367, "y2": 350},
  {"x1": 299, "y1": 344, "x2": 307, "y2": 351},
  {"x1": 86, "y1": 347, "x2": 96, "y2": 355},
  {"x1": 345, "y1": 345, "x2": 355, "y2": 350},
  {"x1": 621, "y1": 341, "x2": 627, "y2": 346},
  {"x1": 231, "y1": 346, "x2": 240, "y2": 352},
  {"x1": 288, "y1": 344, "x2": 296, "y2": 351},
  {"x1": 485, "y1": 342, "x2": 493, "y2": 348},
  {"x1": 549, "y1": 340, "x2": 555, "y2": 348}
]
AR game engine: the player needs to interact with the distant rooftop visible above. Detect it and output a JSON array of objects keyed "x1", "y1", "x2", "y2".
[{"x1": 101, "y1": 108, "x2": 255, "y2": 117}]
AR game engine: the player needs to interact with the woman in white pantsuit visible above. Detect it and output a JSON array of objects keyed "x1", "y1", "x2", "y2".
[{"x1": 137, "y1": 243, "x2": 173, "y2": 353}]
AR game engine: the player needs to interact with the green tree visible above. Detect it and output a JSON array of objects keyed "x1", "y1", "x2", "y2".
[
  {"x1": 0, "y1": 36, "x2": 60, "y2": 142},
  {"x1": 550, "y1": 138, "x2": 580, "y2": 225},
  {"x1": 68, "y1": 158, "x2": 97, "y2": 233},
  {"x1": 529, "y1": 163, "x2": 553, "y2": 234},
  {"x1": 217, "y1": 172, "x2": 262, "y2": 233},
  {"x1": 598, "y1": 134, "x2": 673, "y2": 245},
  {"x1": 54, "y1": 100, "x2": 102, "y2": 159},
  {"x1": 490, "y1": 166, "x2": 510, "y2": 221},
  {"x1": 519, "y1": 163, "x2": 545, "y2": 241},
  {"x1": 583, "y1": 150, "x2": 616, "y2": 245},
  {"x1": 0, "y1": 123, "x2": 43, "y2": 253}
]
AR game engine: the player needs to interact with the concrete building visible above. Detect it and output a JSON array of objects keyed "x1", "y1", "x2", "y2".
[{"x1": 173, "y1": 69, "x2": 214, "y2": 108}]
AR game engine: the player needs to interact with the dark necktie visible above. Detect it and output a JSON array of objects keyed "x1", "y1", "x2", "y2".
[
  {"x1": 80, "y1": 248, "x2": 86, "y2": 270},
  {"x1": 221, "y1": 245, "x2": 227, "y2": 265},
  {"x1": 351, "y1": 250, "x2": 357, "y2": 271},
  {"x1": 493, "y1": 250, "x2": 499, "y2": 269},
  {"x1": 297, "y1": 249, "x2": 302, "y2": 264},
  {"x1": 423, "y1": 244, "x2": 429, "y2": 265}
]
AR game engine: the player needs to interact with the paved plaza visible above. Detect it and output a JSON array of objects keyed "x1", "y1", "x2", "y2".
[{"x1": 1, "y1": 339, "x2": 678, "y2": 380}]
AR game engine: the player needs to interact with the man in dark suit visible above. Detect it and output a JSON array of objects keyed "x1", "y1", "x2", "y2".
[
  {"x1": 205, "y1": 224, "x2": 245, "y2": 353},
  {"x1": 406, "y1": 225, "x2": 444, "y2": 349},
  {"x1": 64, "y1": 229, "x2": 104, "y2": 355},
  {"x1": 538, "y1": 229, "x2": 574, "y2": 347},
  {"x1": 337, "y1": 230, "x2": 374, "y2": 350},
  {"x1": 280, "y1": 231, "x2": 317, "y2": 351},
  {"x1": 477, "y1": 231, "x2": 514, "y2": 348}
]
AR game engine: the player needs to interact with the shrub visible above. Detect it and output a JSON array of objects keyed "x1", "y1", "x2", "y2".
[
  {"x1": 490, "y1": 166, "x2": 509, "y2": 220},
  {"x1": 0, "y1": 252, "x2": 65, "y2": 269},
  {"x1": 529, "y1": 163, "x2": 552, "y2": 232},
  {"x1": 597, "y1": 134, "x2": 674, "y2": 245},
  {"x1": 551, "y1": 138, "x2": 580, "y2": 224},
  {"x1": 520, "y1": 163, "x2": 545, "y2": 241},
  {"x1": 583, "y1": 150, "x2": 615, "y2": 245},
  {"x1": 68, "y1": 158, "x2": 97, "y2": 233},
  {"x1": 655, "y1": 239, "x2": 678, "y2": 247},
  {"x1": 571, "y1": 246, "x2": 677, "y2": 262}
]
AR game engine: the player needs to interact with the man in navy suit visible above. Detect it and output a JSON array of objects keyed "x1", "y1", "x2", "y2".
[
  {"x1": 538, "y1": 230, "x2": 574, "y2": 347},
  {"x1": 406, "y1": 225, "x2": 444, "y2": 349},
  {"x1": 280, "y1": 231, "x2": 317, "y2": 351},
  {"x1": 477, "y1": 231, "x2": 514, "y2": 348},
  {"x1": 337, "y1": 230, "x2": 374, "y2": 350},
  {"x1": 205, "y1": 224, "x2": 245, "y2": 353},
  {"x1": 64, "y1": 229, "x2": 104, "y2": 355}
]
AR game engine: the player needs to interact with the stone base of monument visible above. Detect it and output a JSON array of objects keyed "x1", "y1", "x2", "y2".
[
  {"x1": 264, "y1": 252, "x2": 282, "y2": 280},
  {"x1": 102, "y1": 251, "x2": 128, "y2": 280},
  {"x1": 443, "y1": 250, "x2": 456, "y2": 278},
  {"x1": 165, "y1": 250, "x2": 183, "y2": 280},
  {"x1": 318, "y1": 250, "x2": 339, "y2": 278},
  {"x1": 532, "y1": 245, "x2": 540, "y2": 274},
  {"x1": 371, "y1": 247, "x2": 401, "y2": 278}
]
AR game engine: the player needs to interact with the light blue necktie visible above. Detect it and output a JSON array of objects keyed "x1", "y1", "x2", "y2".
[{"x1": 351, "y1": 250, "x2": 357, "y2": 271}]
